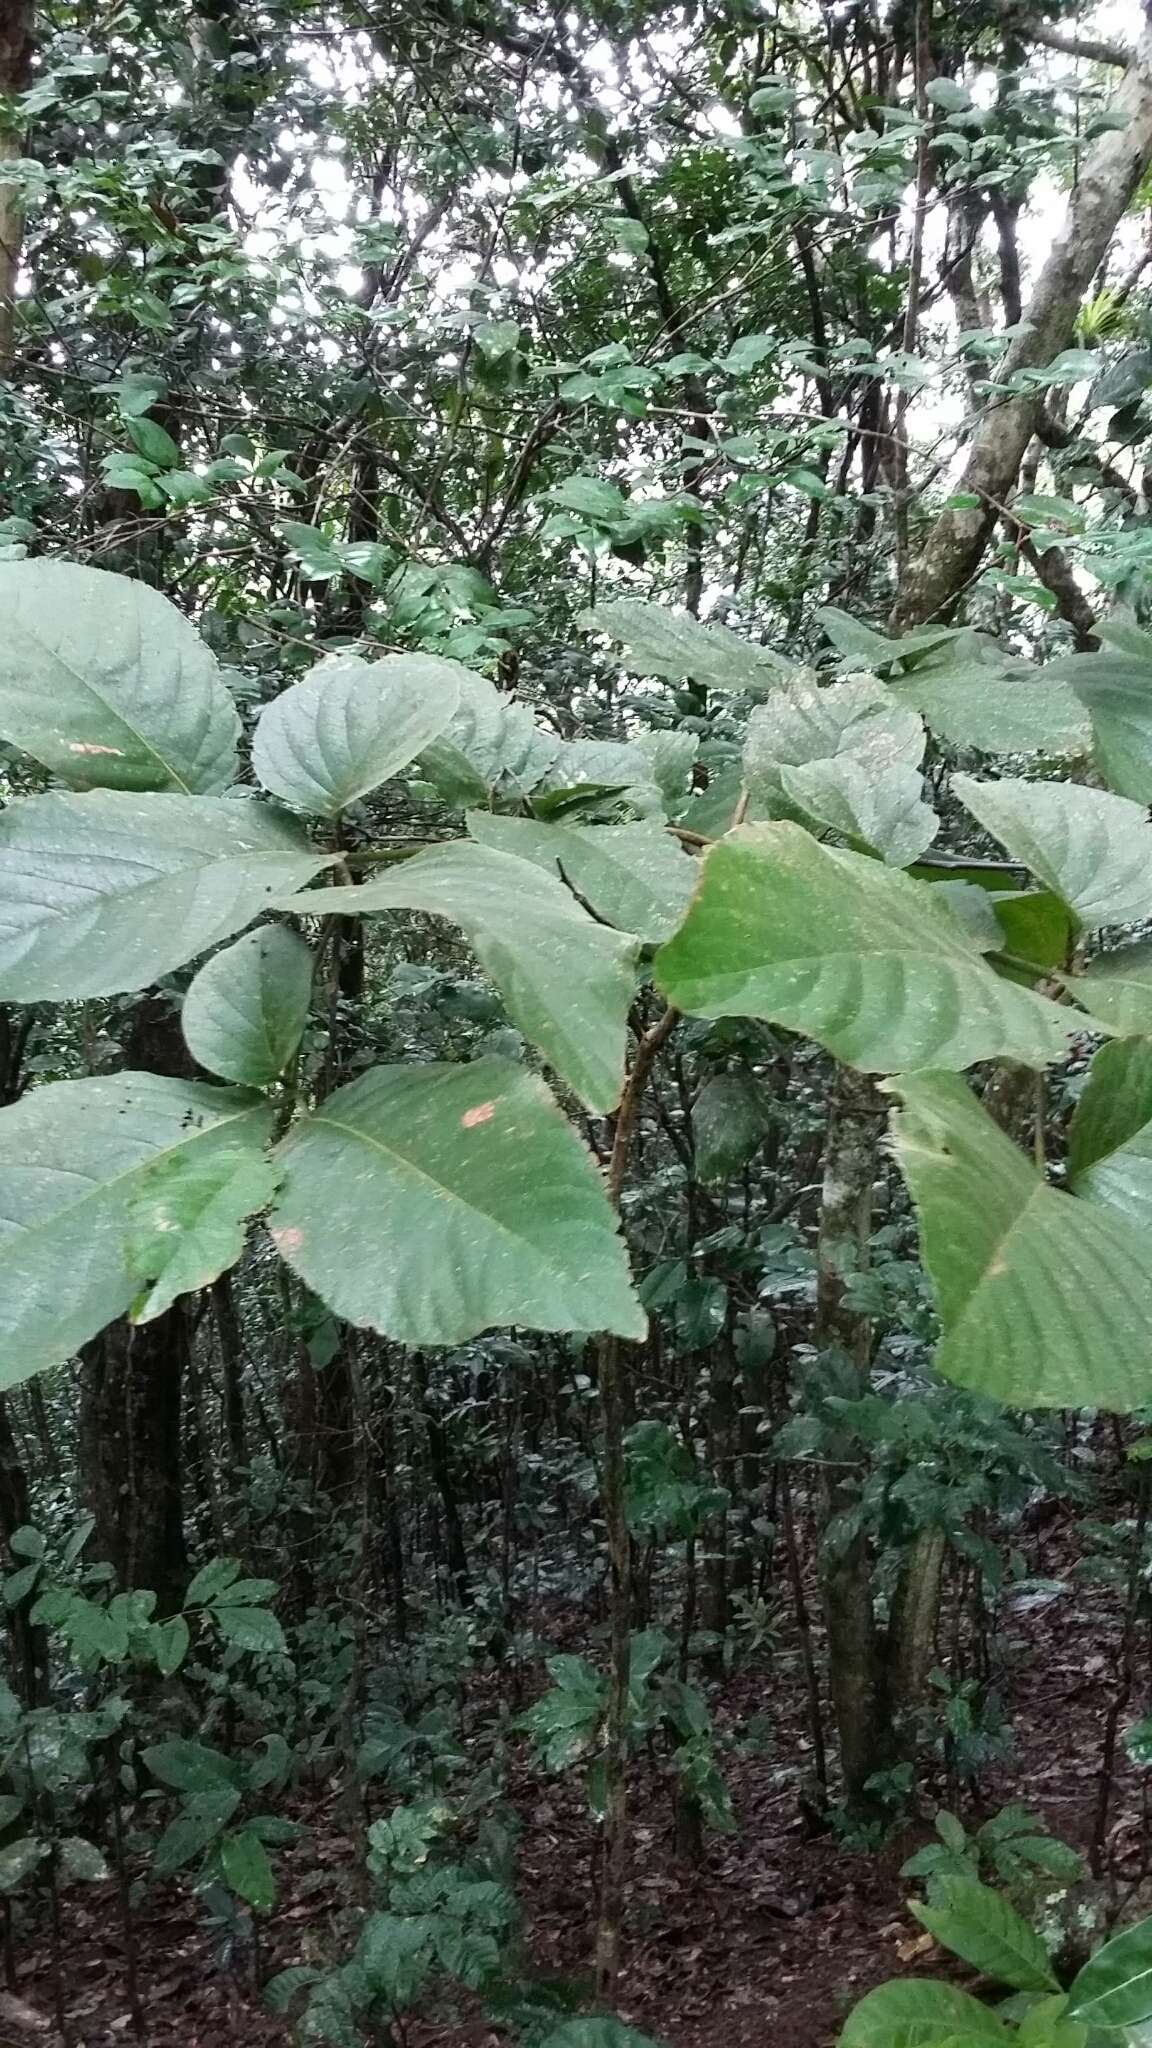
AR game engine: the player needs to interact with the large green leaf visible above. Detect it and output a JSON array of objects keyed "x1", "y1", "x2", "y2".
[
  {"x1": 889, "y1": 658, "x2": 1090, "y2": 755},
  {"x1": 0, "y1": 792, "x2": 331, "y2": 1001},
  {"x1": 1070, "y1": 939, "x2": 1152, "y2": 1033},
  {"x1": 777, "y1": 754, "x2": 938, "y2": 866},
  {"x1": 0, "y1": 1075, "x2": 272, "y2": 1387},
  {"x1": 1067, "y1": 1912, "x2": 1152, "y2": 2029},
  {"x1": 1067, "y1": 1038, "x2": 1152, "y2": 1230},
  {"x1": 653, "y1": 825, "x2": 1071, "y2": 1074},
  {"x1": 954, "y1": 775, "x2": 1152, "y2": 930},
  {"x1": 251, "y1": 653, "x2": 464, "y2": 816},
  {"x1": 887, "y1": 1070, "x2": 1152, "y2": 1410},
  {"x1": 581, "y1": 599, "x2": 792, "y2": 693},
  {"x1": 910, "y1": 1878, "x2": 1058, "y2": 1993},
  {"x1": 465, "y1": 811, "x2": 696, "y2": 941},
  {"x1": 0, "y1": 561, "x2": 239, "y2": 794},
  {"x1": 182, "y1": 926, "x2": 314, "y2": 1087},
  {"x1": 1046, "y1": 647, "x2": 1152, "y2": 801},
  {"x1": 839, "y1": 1979, "x2": 1007, "y2": 2047},
  {"x1": 285, "y1": 842, "x2": 638, "y2": 1112},
  {"x1": 268, "y1": 1058, "x2": 645, "y2": 1346},
  {"x1": 744, "y1": 678, "x2": 925, "y2": 817},
  {"x1": 127, "y1": 1145, "x2": 282, "y2": 1323},
  {"x1": 417, "y1": 667, "x2": 559, "y2": 803}
]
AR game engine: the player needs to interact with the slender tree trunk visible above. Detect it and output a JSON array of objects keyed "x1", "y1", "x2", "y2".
[
  {"x1": 816, "y1": 1070, "x2": 887, "y2": 1804},
  {"x1": 0, "y1": 0, "x2": 33, "y2": 376},
  {"x1": 891, "y1": 27, "x2": 1152, "y2": 630}
]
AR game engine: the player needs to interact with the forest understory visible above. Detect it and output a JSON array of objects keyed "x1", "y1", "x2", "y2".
[{"x1": 11, "y1": 1500, "x2": 1144, "y2": 2048}]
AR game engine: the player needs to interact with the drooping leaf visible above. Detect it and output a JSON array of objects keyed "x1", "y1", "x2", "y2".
[
  {"x1": 1069, "y1": 938, "x2": 1152, "y2": 1033},
  {"x1": 838, "y1": 1978, "x2": 1008, "y2": 2047},
  {"x1": 581, "y1": 599, "x2": 792, "y2": 693},
  {"x1": 220, "y1": 1828, "x2": 276, "y2": 1912},
  {"x1": 0, "y1": 561, "x2": 240, "y2": 793},
  {"x1": 888, "y1": 660, "x2": 1089, "y2": 755},
  {"x1": 252, "y1": 653, "x2": 465, "y2": 816},
  {"x1": 1067, "y1": 1038, "x2": 1152, "y2": 1229},
  {"x1": 149, "y1": 1614, "x2": 190, "y2": 1677},
  {"x1": 0, "y1": 792, "x2": 331, "y2": 1001},
  {"x1": 954, "y1": 775, "x2": 1152, "y2": 930},
  {"x1": 182, "y1": 926, "x2": 314, "y2": 1087},
  {"x1": 285, "y1": 842, "x2": 638, "y2": 1113},
  {"x1": 777, "y1": 753, "x2": 938, "y2": 866},
  {"x1": 0, "y1": 1075, "x2": 272, "y2": 1387},
  {"x1": 910, "y1": 1877, "x2": 1058, "y2": 1993},
  {"x1": 268, "y1": 1058, "x2": 646, "y2": 1346},
  {"x1": 465, "y1": 811, "x2": 696, "y2": 941},
  {"x1": 151, "y1": 1789, "x2": 241, "y2": 1876},
  {"x1": 127, "y1": 1144, "x2": 282, "y2": 1323},
  {"x1": 1046, "y1": 648, "x2": 1152, "y2": 801},
  {"x1": 692, "y1": 1073, "x2": 771, "y2": 1180},
  {"x1": 654, "y1": 825, "x2": 1071, "y2": 1074},
  {"x1": 1067, "y1": 1912, "x2": 1152, "y2": 2029},
  {"x1": 887, "y1": 1070, "x2": 1152, "y2": 1410},
  {"x1": 0, "y1": 1840, "x2": 46, "y2": 1892}
]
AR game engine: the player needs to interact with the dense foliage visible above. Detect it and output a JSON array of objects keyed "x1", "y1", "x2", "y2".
[{"x1": 6, "y1": 0, "x2": 1152, "y2": 2040}]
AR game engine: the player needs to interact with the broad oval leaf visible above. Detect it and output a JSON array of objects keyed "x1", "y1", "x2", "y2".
[
  {"x1": 654, "y1": 825, "x2": 1071, "y2": 1074},
  {"x1": 777, "y1": 754, "x2": 938, "y2": 866},
  {"x1": 954, "y1": 775, "x2": 1152, "y2": 931},
  {"x1": 220, "y1": 1828, "x2": 276, "y2": 1913},
  {"x1": 890, "y1": 659, "x2": 1089, "y2": 755},
  {"x1": 1047, "y1": 648, "x2": 1152, "y2": 802},
  {"x1": 888, "y1": 1070, "x2": 1152, "y2": 1410},
  {"x1": 1067, "y1": 1911, "x2": 1152, "y2": 2029},
  {"x1": 182, "y1": 926, "x2": 314, "y2": 1087},
  {"x1": 268, "y1": 1058, "x2": 646, "y2": 1346},
  {"x1": 251, "y1": 652, "x2": 465, "y2": 816},
  {"x1": 839, "y1": 1978, "x2": 1008, "y2": 2047},
  {"x1": 0, "y1": 792, "x2": 331, "y2": 1001},
  {"x1": 581, "y1": 599, "x2": 793, "y2": 694},
  {"x1": 283, "y1": 842, "x2": 639, "y2": 1113},
  {"x1": 745, "y1": 677, "x2": 925, "y2": 817},
  {"x1": 0, "y1": 1074, "x2": 272, "y2": 1387},
  {"x1": 465, "y1": 811, "x2": 696, "y2": 941},
  {"x1": 1069, "y1": 938, "x2": 1152, "y2": 1033},
  {"x1": 1068, "y1": 1038, "x2": 1152, "y2": 1230},
  {"x1": 910, "y1": 1877, "x2": 1058, "y2": 1993},
  {"x1": 418, "y1": 667, "x2": 560, "y2": 803},
  {"x1": 0, "y1": 561, "x2": 240, "y2": 793},
  {"x1": 127, "y1": 1145, "x2": 283, "y2": 1323}
]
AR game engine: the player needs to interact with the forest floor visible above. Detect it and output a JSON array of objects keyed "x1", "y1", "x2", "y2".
[{"x1": 18, "y1": 1517, "x2": 1148, "y2": 2048}]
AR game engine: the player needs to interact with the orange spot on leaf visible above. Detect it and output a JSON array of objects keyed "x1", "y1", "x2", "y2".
[
  {"x1": 68, "y1": 742, "x2": 124, "y2": 756},
  {"x1": 271, "y1": 1225, "x2": 304, "y2": 1253},
  {"x1": 461, "y1": 1101, "x2": 496, "y2": 1129}
]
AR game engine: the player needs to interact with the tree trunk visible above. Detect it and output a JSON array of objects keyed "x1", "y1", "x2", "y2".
[
  {"x1": 79, "y1": 1311, "x2": 189, "y2": 1613},
  {"x1": 0, "y1": 0, "x2": 33, "y2": 375},
  {"x1": 816, "y1": 1069, "x2": 888, "y2": 1805},
  {"x1": 891, "y1": 28, "x2": 1152, "y2": 630}
]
